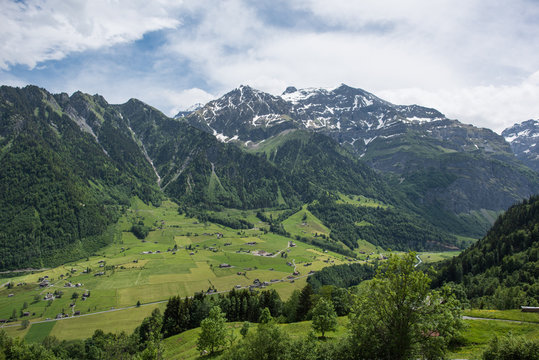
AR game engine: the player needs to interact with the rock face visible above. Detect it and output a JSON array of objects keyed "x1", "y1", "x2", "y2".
[
  {"x1": 502, "y1": 119, "x2": 539, "y2": 172},
  {"x1": 183, "y1": 84, "x2": 539, "y2": 234}
]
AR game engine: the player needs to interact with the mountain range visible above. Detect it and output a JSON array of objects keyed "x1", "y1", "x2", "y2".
[
  {"x1": 182, "y1": 84, "x2": 539, "y2": 235},
  {"x1": 0, "y1": 83, "x2": 537, "y2": 271}
]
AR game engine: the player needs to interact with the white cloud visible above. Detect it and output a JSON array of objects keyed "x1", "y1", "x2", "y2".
[
  {"x1": 379, "y1": 71, "x2": 539, "y2": 133},
  {"x1": 162, "y1": 88, "x2": 216, "y2": 117},
  {"x1": 1, "y1": 0, "x2": 538, "y2": 132},
  {"x1": 0, "y1": 0, "x2": 182, "y2": 70},
  {"x1": 162, "y1": 0, "x2": 539, "y2": 130}
]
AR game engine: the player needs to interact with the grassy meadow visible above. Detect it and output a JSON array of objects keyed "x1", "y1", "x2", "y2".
[
  {"x1": 0, "y1": 196, "x2": 464, "y2": 343},
  {"x1": 0, "y1": 198, "x2": 349, "y2": 340},
  {"x1": 159, "y1": 313, "x2": 539, "y2": 360}
]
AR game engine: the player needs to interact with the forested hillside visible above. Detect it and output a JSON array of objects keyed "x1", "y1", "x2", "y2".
[
  {"x1": 2, "y1": 84, "x2": 536, "y2": 271},
  {"x1": 0, "y1": 86, "x2": 161, "y2": 270},
  {"x1": 252, "y1": 130, "x2": 460, "y2": 251},
  {"x1": 119, "y1": 100, "x2": 300, "y2": 210},
  {"x1": 433, "y1": 195, "x2": 539, "y2": 308}
]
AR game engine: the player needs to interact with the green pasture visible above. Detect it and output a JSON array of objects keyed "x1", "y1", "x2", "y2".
[
  {"x1": 416, "y1": 251, "x2": 461, "y2": 264},
  {"x1": 162, "y1": 317, "x2": 350, "y2": 360},
  {"x1": 281, "y1": 205, "x2": 330, "y2": 238},
  {"x1": 0, "y1": 198, "x2": 351, "y2": 338},
  {"x1": 450, "y1": 318, "x2": 539, "y2": 359},
  {"x1": 24, "y1": 321, "x2": 55, "y2": 343},
  {"x1": 463, "y1": 309, "x2": 539, "y2": 323},
  {"x1": 162, "y1": 314, "x2": 539, "y2": 360},
  {"x1": 336, "y1": 193, "x2": 389, "y2": 209}
]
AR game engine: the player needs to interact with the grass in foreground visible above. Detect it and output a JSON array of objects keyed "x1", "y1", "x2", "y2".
[{"x1": 161, "y1": 315, "x2": 539, "y2": 360}]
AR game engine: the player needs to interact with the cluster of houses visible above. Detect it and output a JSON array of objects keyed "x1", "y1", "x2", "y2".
[
  {"x1": 140, "y1": 250, "x2": 161, "y2": 254},
  {"x1": 250, "y1": 278, "x2": 270, "y2": 289},
  {"x1": 253, "y1": 250, "x2": 273, "y2": 257},
  {"x1": 64, "y1": 282, "x2": 83, "y2": 288}
]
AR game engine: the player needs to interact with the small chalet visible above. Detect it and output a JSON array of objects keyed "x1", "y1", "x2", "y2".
[
  {"x1": 521, "y1": 306, "x2": 539, "y2": 313},
  {"x1": 22, "y1": 312, "x2": 30, "y2": 317},
  {"x1": 219, "y1": 263, "x2": 231, "y2": 268},
  {"x1": 94, "y1": 272, "x2": 105, "y2": 276},
  {"x1": 74, "y1": 311, "x2": 81, "y2": 316}
]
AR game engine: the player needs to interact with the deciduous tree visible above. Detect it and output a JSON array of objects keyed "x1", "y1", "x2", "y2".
[{"x1": 197, "y1": 306, "x2": 227, "y2": 354}]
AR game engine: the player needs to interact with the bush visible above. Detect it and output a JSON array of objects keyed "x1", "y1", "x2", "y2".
[{"x1": 482, "y1": 335, "x2": 539, "y2": 360}]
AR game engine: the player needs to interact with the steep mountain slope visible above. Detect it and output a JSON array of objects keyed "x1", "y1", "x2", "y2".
[
  {"x1": 0, "y1": 86, "x2": 300, "y2": 271},
  {"x1": 117, "y1": 99, "x2": 300, "y2": 209},
  {"x1": 502, "y1": 119, "x2": 539, "y2": 172},
  {"x1": 250, "y1": 130, "x2": 459, "y2": 251},
  {"x1": 0, "y1": 86, "x2": 161, "y2": 270},
  {"x1": 0, "y1": 85, "x2": 471, "y2": 272},
  {"x1": 183, "y1": 84, "x2": 539, "y2": 236},
  {"x1": 433, "y1": 195, "x2": 539, "y2": 309},
  {"x1": 184, "y1": 85, "x2": 296, "y2": 142}
]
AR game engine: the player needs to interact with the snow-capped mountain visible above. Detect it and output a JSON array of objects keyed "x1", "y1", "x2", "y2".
[
  {"x1": 183, "y1": 83, "x2": 510, "y2": 159},
  {"x1": 184, "y1": 85, "x2": 295, "y2": 142},
  {"x1": 180, "y1": 84, "x2": 539, "y2": 228},
  {"x1": 502, "y1": 119, "x2": 539, "y2": 171},
  {"x1": 174, "y1": 103, "x2": 204, "y2": 119}
]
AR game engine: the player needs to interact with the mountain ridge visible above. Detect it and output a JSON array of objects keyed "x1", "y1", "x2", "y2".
[{"x1": 181, "y1": 84, "x2": 539, "y2": 236}]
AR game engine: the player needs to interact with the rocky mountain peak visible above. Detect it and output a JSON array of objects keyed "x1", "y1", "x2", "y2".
[{"x1": 502, "y1": 119, "x2": 539, "y2": 171}]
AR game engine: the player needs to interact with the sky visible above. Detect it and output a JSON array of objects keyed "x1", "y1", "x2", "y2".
[{"x1": 1, "y1": 0, "x2": 539, "y2": 133}]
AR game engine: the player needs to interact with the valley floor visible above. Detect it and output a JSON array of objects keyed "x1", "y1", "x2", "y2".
[{"x1": 1, "y1": 198, "x2": 464, "y2": 344}]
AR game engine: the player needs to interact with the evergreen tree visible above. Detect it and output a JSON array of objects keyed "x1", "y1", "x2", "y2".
[{"x1": 296, "y1": 284, "x2": 314, "y2": 320}]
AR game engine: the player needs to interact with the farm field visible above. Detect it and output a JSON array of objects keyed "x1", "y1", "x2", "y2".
[
  {"x1": 0, "y1": 197, "x2": 464, "y2": 342},
  {"x1": 0, "y1": 198, "x2": 350, "y2": 340}
]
